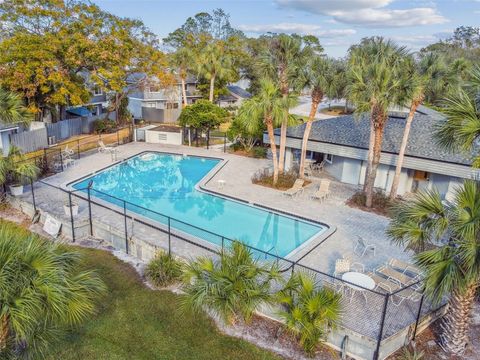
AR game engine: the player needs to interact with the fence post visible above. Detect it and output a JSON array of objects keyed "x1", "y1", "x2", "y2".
[
  {"x1": 221, "y1": 236, "x2": 224, "y2": 250},
  {"x1": 30, "y1": 177, "x2": 36, "y2": 212},
  {"x1": 223, "y1": 133, "x2": 226, "y2": 153},
  {"x1": 77, "y1": 139, "x2": 80, "y2": 159},
  {"x1": 43, "y1": 148, "x2": 48, "y2": 172},
  {"x1": 68, "y1": 191, "x2": 75, "y2": 242},
  {"x1": 87, "y1": 184, "x2": 93, "y2": 236},
  {"x1": 374, "y1": 293, "x2": 390, "y2": 360},
  {"x1": 116, "y1": 128, "x2": 120, "y2": 145},
  {"x1": 412, "y1": 294, "x2": 425, "y2": 341},
  {"x1": 59, "y1": 149, "x2": 64, "y2": 172},
  {"x1": 168, "y1": 217, "x2": 171, "y2": 255},
  {"x1": 123, "y1": 200, "x2": 129, "y2": 254}
]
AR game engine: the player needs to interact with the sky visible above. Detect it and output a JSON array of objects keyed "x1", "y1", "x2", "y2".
[{"x1": 95, "y1": 0, "x2": 480, "y2": 57}]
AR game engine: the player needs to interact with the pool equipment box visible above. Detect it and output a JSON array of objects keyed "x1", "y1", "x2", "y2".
[{"x1": 145, "y1": 125, "x2": 182, "y2": 145}]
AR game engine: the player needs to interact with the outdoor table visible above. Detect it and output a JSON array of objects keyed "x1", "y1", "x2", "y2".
[{"x1": 341, "y1": 272, "x2": 375, "y2": 303}]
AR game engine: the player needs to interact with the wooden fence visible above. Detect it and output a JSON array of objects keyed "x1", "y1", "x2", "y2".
[{"x1": 10, "y1": 128, "x2": 48, "y2": 153}]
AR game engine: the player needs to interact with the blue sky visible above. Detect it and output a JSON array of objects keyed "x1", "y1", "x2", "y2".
[{"x1": 95, "y1": 0, "x2": 480, "y2": 57}]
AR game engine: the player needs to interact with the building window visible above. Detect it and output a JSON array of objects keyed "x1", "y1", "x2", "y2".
[
  {"x1": 93, "y1": 87, "x2": 103, "y2": 96},
  {"x1": 325, "y1": 153, "x2": 333, "y2": 164},
  {"x1": 166, "y1": 102, "x2": 179, "y2": 109},
  {"x1": 145, "y1": 102, "x2": 156, "y2": 108}
]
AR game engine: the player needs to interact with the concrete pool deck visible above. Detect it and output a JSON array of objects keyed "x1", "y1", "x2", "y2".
[{"x1": 10, "y1": 142, "x2": 440, "y2": 360}]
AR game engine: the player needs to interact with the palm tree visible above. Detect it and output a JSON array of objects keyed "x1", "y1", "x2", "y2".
[
  {"x1": 436, "y1": 66, "x2": 480, "y2": 166},
  {"x1": 277, "y1": 271, "x2": 341, "y2": 356},
  {"x1": 0, "y1": 88, "x2": 32, "y2": 124},
  {"x1": 171, "y1": 47, "x2": 192, "y2": 108},
  {"x1": 181, "y1": 240, "x2": 281, "y2": 325},
  {"x1": 0, "y1": 221, "x2": 105, "y2": 357},
  {"x1": 0, "y1": 145, "x2": 39, "y2": 188},
  {"x1": 387, "y1": 181, "x2": 480, "y2": 355},
  {"x1": 259, "y1": 34, "x2": 314, "y2": 174},
  {"x1": 389, "y1": 55, "x2": 442, "y2": 200},
  {"x1": 237, "y1": 79, "x2": 296, "y2": 185},
  {"x1": 197, "y1": 40, "x2": 235, "y2": 102},
  {"x1": 347, "y1": 37, "x2": 409, "y2": 207},
  {"x1": 298, "y1": 56, "x2": 334, "y2": 179}
]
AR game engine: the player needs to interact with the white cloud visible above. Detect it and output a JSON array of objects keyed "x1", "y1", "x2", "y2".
[
  {"x1": 275, "y1": 0, "x2": 448, "y2": 28},
  {"x1": 237, "y1": 23, "x2": 356, "y2": 37}
]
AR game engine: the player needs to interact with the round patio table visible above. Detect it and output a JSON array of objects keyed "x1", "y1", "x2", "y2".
[{"x1": 342, "y1": 272, "x2": 375, "y2": 291}]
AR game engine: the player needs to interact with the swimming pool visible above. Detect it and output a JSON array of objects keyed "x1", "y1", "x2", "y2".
[{"x1": 72, "y1": 152, "x2": 327, "y2": 257}]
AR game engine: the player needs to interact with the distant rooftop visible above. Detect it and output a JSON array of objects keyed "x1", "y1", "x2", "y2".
[{"x1": 226, "y1": 85, "x2": 252, "y2": 99}]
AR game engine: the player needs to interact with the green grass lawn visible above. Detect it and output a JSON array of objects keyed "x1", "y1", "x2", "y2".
[{"x1": 46, "y1": 248, "x2": 279, "y2": 360}]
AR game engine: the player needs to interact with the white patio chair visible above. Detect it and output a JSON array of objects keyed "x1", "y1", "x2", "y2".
[
  {"x1": 98, "y1": 140, "x2": 117, "y2": 154},
  {"x1": 311, "y1": 179, "x2": 330, "y2": 202},
  {"x1": 370, "y1": 272, "x2": 423, "y2": 306},
  {"x1": 282, "y1": 179, "x2": 304, "y2": 197},
  {"x1": 353, "y1": 235, "x2": 376, "y2": 257},
  {"x1": 388, "y1": 258, "x2": 423, "y2": 280}
]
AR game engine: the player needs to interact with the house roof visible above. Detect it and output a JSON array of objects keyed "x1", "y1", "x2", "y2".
[
  {"x1": 226, "y1": 85, "x2": 252, "y2": 99},
  {"x1": 278, "y1": 108, "x2": 474, "y2": 166},
  {"x1": 66, "y1": 107, "x2": 91, "y2": 117}
]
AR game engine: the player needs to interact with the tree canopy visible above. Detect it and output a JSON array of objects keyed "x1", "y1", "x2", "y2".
[
  {"x1": 178, "y1": 100, "x2": 228, "y2": 130},
  {"x1": 0, "y1": 0, "x2": 169, "y2": 121}
]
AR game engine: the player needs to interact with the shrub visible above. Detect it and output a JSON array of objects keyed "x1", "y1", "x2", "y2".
[
  {"x1": 93, "y1": 119, "x2": 116, "y2": 134},
  {"x1": 277, "y1": 271, "x2": 342, "y2": 356},
  {"x1": 181, "y1": 241, "x2": 281, "y2": 324},
  {"x1": 347, "y1": 189, "x2": 395, "y2": 215},
  {"x1": 0, "y1": 220, "x2": 105, "y2": 358},
  {"x1": 251, "y1": 167, "x2": 300, "y2": 190},
  {"x1": 145, "y1": 251, "x2": 183, "y2": 287},
  {"x1": 250, "y1": 146, "x2": 267, "y2": 158}
]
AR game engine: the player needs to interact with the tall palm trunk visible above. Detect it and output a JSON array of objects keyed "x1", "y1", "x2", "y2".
[
  {"x1": 181, "y1": 76, "x2": 188, "y2": 108},
  {"x1": 389, "y1": 98, "x2": 421, "y2": 200},
  {"x1": 363, "y1": 124, "x2": 375, "y2": 192},
  {"x1": 440, "y1": 282, "x2": 478, "y2": 355},
  {"x1": 278, "y1": 70, "x2": 289, "y2": 174},
  {"x1": 209, "y1": 74, "x2": 216, "y2": 102},
  {"x1": 299, "y1": 89, "x2": 323, "y2": 179},
  {"x1": 365, "y1": 110, "x2": 387, "y2": 207},
  {"x1": 266, "y1": 116, "x2": 279, "y2": 185},
  {"x1": 0, "y1": 314, "x2": 9, "y2": 350}
]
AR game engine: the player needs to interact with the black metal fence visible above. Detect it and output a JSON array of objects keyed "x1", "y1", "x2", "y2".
[{"x1": 23, "y1": 145, "x2": 444, "y2": 360}]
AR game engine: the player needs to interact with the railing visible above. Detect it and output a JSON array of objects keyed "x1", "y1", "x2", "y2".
[{"x1": 23, "y1": 143, "x2": 442, "y2": 360}]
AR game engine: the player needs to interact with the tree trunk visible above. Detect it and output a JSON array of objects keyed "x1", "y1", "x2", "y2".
[
  {"x1": 181, "y1": 77, "x2": 188, "y2": 108},
  {"x1": 0, "y1": 314, "x2": 9, "y2": 350},
  {"x1": 209, "y1": 74, "x2": 215, "y2": 102},
  {"x1": 115, "y1": 93, "x2": 119, "y2": 125},
  {"x1": 278, "y1": 68, "x2": 289, "y2": 174},
  {"x1": 363, "y1": 123, "x2": 375, "y2": 192},
  {"x1": 266, "y1": 117, "x2": 279, "y2": 185},
  {"x1": 440, "y1": 282, "x2": 478, "y2": 355},
  {"x1": 389, "y1": 99, "x2": 420, "y2": 200},
  {"x1": 365, "y1": 110, "x2": 386, "y2": 208},
  {"x1": 299, "y1": 90, "x2": 322, "y2": 179}
]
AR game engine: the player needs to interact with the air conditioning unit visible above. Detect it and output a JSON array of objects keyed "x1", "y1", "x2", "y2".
[{"x1": 48, "y1": 136, "x2": 56, "y2": 145}]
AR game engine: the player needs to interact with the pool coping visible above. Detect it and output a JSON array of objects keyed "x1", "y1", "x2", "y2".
[{"x1": 62, "y1": 149, "x2": 336, "y2": 260}]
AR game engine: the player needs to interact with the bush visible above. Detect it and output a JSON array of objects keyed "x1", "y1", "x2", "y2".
[
  {"x1": 347, "y1": 189, "x2": 395, "y2": 216},
  {"x1": 251, "y1": 168, "x2": 300, "y2": 190},
  {"x1": 250, "y1": 146, "x2": 267, "y2": 158},
  {"x1": 277, "y1": 271, "x2": 341, "y2": 356},
  {"x1": 229, "y1": 142, "x2": 244, "y2": 152},
  {"x1": 181, "y1": 241, "x2": 280, "y2": 324},
  {"x1": 93, "y1": 119, "x2": 117, "y2": 134},
  {"x1": 145, "y1": 251, "x2": 183, "y2": 287}
]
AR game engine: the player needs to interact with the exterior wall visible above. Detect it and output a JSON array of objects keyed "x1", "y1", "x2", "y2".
[
  {"x1": 429, "y1": 173, "x2": 454, "y2": 198},
  {"x1": 145, "y1": 129, "x2": 182, "y2": 145},
  {"x1": 141, "y1": 107, "x2": 181, "y2": 123},
  {"x1": 128, "y1": 98, "x2": 143, "y2": 119}
]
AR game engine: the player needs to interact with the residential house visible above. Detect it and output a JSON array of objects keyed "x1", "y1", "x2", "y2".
[
  {"x1": 128, "y1": 75, "x2": 201, "y2": 123},
  {"x1": 217, "y1": 85, "x2": 252, "y2": 108},
  {"x1": 265, "y1": 106, "x2": 476, "y2": 199}
]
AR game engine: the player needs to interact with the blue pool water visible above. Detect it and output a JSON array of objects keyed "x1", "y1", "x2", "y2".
[{"x1": 73, "y1": 152, "x2": 326, "y2": 257}]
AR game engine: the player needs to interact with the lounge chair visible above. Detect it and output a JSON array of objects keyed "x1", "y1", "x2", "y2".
[
  {"x1": 311, "y1": 179, "x2": 330, "y2": 202},
  {"x1": 376, "y1": 265, "x2": 415, "y2": 286},
  {"x1": 369, "y1": 272, "x2": 423, "y2": 306},
  {"x1": 388, "y1": 258, "x2": 423, "y2": 279},
  {"x1": 283, "y1": 179, "x2": 304, "y2": 197},
  {"x1": 98, "y1": 140, "x2": 117, "y2": 153},
  {"x1": 353, "y1": 235, "x2": 376, "y2": 257},
  {"x1": 311, "y1": 160, "x2": 325, "y2": 175},
  {"x1": 333, "y1": 257, "x2": 365, "y2": 277}
]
